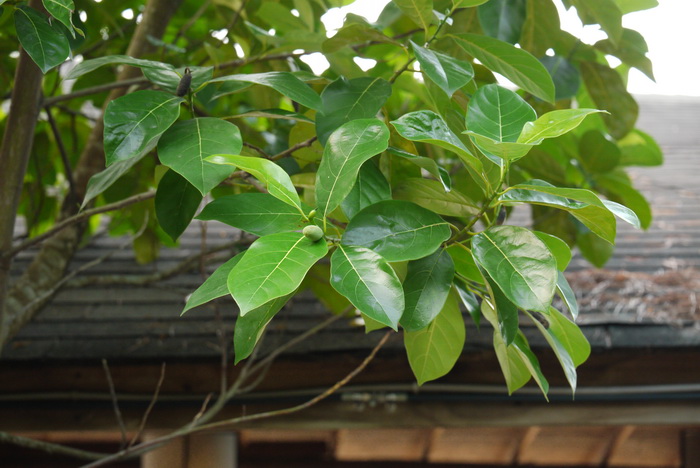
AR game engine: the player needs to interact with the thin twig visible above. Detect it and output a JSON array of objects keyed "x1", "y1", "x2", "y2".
[
  {"x1": 243, "y1": 142, "x2": 272, "y2": 159},
  {"x1": 43, "y1": 77, "x2": 148, "y2": 106},
  {"x1": 0, "y1": 432, "x2": 105, "y2": 461},
  {"x1": 102, "y1": 359, "x2": 128, "y2": 448},
  {"x1": 128, "y1": 363, "x2": 166, "y2": 448},
  {"x1": 45, "y1": 106, "x2": 77, "y2": 199},
  {"x1": 271, "y1": 136, "x2": 317, "y2": 161},
  {"x1": 190, "y1": 393, "x2": 214, "y2": 427},
  {"x1": 3, "y1": 191, "x2": 156, "y2": 259}
]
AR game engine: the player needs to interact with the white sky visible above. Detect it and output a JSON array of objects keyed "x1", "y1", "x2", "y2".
[{"x1": 321, "y1": 0, "x2": 700, "y2": 96}]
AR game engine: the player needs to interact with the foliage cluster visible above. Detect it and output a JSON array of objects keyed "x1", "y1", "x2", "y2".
[{"x1": 0, "y1": 0, "x2": 663, "y2": 395}]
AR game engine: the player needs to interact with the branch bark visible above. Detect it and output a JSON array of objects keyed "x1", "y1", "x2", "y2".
[{"x1": 0, "y1": 0, "x2": 184, "y2": 351}]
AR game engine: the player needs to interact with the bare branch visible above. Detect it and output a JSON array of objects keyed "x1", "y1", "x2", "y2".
[
  {"x1": 271, "y1": 136, "x2": 318, "y2": 161},
  {"x1": 2, "y1": 191, "x2": 156, "y2": 259},
  {"x1": 243, "y1": 142, "x2": 272, "y2": 160},
  {"x1": 0, "y1": 432, "x2": 105, "y2": 461},
  {"x1": 42, "y1": 77, "x2": 148, "y2": 107},
  {"x1": 129, "y1": 363, "x2": 167, "y2": 448},
  {"x1": 102, "y1": 359, "x2": 128, "y2": 448},
  {"x1": 45, "y1": 106, "x2": 77, "y2": 200}
]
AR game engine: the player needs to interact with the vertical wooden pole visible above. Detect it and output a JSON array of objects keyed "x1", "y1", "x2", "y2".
[
  {"x1": 141, "y1": 431, "x2": 238, "y2": 468},
  {"x1": 141, "y1": 432, "x2": 186, "y2": 468}
]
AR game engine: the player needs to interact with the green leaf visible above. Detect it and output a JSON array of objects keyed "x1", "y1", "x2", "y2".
[
  {"x1": 557, "y1": 271, "x2": 578, "y2": 320},
  {"x1": 316, "y1": 77, "x2": 392, "y2": 145},
  {"x1": 197, "y1": 193, "x2": 305, "y2": 236},
  {"x1": 451, "y1": 33, "x2": 555, "y2": 102},
  {"x1": 594, "y1": 171, "x2": 652, "y2": 229},
  {"x1": 104, "y1": 90, "x2": 183, "y2": 166},
  {"x1": 481, "y1": 301, "x2": 531, "y2": 394},
  {"x1": 580, "y1": 61, "x2": 638, "y2": 139},
  {"x1": 323, "y1": 22, "x2": 400, "y2": 53},
  {"x1": 342, "y1": 200, "x2": 451, "y2": 262},
  {"x1": 341, "y1": 161, "x2": 391, "y2": 220},
  {"x1": 304, "y1": 263, "x2": 352, "y2": 315},
  {"x1": 512, "y1": 332, "x2": 550, "y2": 396},
  {"x1": 577, "y1": 129, "x2": 621, "y2": 173},
  {"x1": 208, "y1": 155, "x2": 302, "y2": 211},
  {"x1": 467, "y1": 84, "x2": 535, "y2": 143},
  {"x1": 388, "y1": 147, "x2": 452, "y2": 191},
  {"x1": 411, "y1": 41, "x2": 474, "y2": 97},
  {"x1": 614, "y1": 0, "x2": 658, "y2": 14},
  {"x1": 570, "y1": 0, "x2": 622, "y2": 45},
  {"x1": 393, "y1": 178, "x2": 478, "y2": 218},
  {"x1": 393, "y1": 0, "x2": 434, "y2": 32},
  {"x1": 602, "y1": 200, "x2": 640, "y2": 229},
  {"x1": 478, "y1": 0, "x2": 527, "y2": 44},
  {"x1": 42, "y1": 0, "x2": 78, "y2": 38},
  {"x1": 330, "y1": 244, "x2": 404, "y2": 330},
  {"x1": 65, "y1": 54, "x2": 172, "y2": 80},
  {"x1": 390, "y1": 111, "x2": 487, "y2": 188},
  {"x1": 143, "y1": 66, "x2": 213, "y2": 94},
  {"x1": 500, "y1": 180, "x2": 617, "y2": 243},
  {"x1": 577, "y1": 228, "x2": 614, "y2": 267},
  {"x1": 518, "y1": 109, "x2": 604, "y2": 145},
  {"x1": 83, "y1": 156, "x2": 145, "y2": 208},
  {"x1": 520, "y1": 0, "x2": 561, "y2": 57},
  {"x1": 472, "y1": 225, "x2": 558, "y2": 313},
  {"x1": 405, "y1": 290, "x2": 465, "y2": 385},
  {"x1": 454, "y1": 281, "x2": 481, "y2": 328},
  {"x1": 595, "y1": 28, "x2": 654, "y2": 81},
  {"x1": 210, "y1": 72, "x2": 321, "y2": 110},
  {"x1": 540, "y1": 55, "x2": 581, "y2": 101},
  {"x1": 618, "y1": 129, "x2": 663, "y2": 166},
  {"x1": 446, "y1": 244, "x2": 483, "y2": 284},
  {"x1": 401, "y1": 249, "x2": 455, "y2": 331},
  {"x1": 182, "y1": 254, "x2": 243, "y2": 315},
  {"x1": 155, "y1": 170, "x2": 203, "y2": 242},
  {"x1": 234, "y1": 292, "x2": 294, "y2": 364},
  {"x1": 533, "y1": 231, "x2": 571, "y2": 271},
  {"x1": 14, "y1": 5, "x2": 70, "y2": 74},
  {"x1": 228, "y1": 232, "x2": 328, "y2": 315},
  {"x1": 483, "y1": 272, "x2": 519, "y2": 345},
  {"x1": 315, "y1": 119, "x2": 390, "y2": 219},
  {"x1": 157, "y1": 118, "x2": 241, "y2": 195}
]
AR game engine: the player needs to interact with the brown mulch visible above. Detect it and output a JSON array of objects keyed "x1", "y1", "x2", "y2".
[{"x1": 565, "y1": 268, "x2": 700, "y2": 323}]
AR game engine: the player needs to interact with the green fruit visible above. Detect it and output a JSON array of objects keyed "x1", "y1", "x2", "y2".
[{"x1": 303, "y1": 225, "x2": 324, "y2": 242}]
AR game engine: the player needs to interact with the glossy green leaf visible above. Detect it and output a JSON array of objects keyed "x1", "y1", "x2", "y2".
[
  {"x1": 234, "y1": 292, "x2": 294, "y2": 364},
  {"x1": 405, "y1": 290, "x2": 465, "y2": 385},
  {"x1": 540, "y1": 55, "x2": 581, "y2": 101},
  {"x1": 401, "y1": 249, "x2": 455, "y2": 331},
  {"x1": 602, "y1": 200, "x2": 640, "y2": 229},
  {"x1": 595, "y1": 171, "x2": 652, "y2": 229},
  {"x1": 518, "y1": 109, "x2": 604, "y2": 145},
  {"x1": 411, "y1": 41, "x2": 474, "y2": 97},
  {"x1": 330, "y1": 245, "x2": 404, "y2": 330},
  {"x1": 197, "y1": 193, "x2": 305, "y2": 236},
  {"x1": 393, "y1": 0, "x2": 433, "y2": 32},
  {"x1": 577, "y1": 228, "x2": 614, "y2": 267},
  {"x1": 315, "y1": 119, "x2": 390, "y2": 219},
  {"x1": 208, "y1": 155, "x2": 302, "y2": 211},
  {"x1": 390, "y1": 111, "x2": 487, "y2": 187},
  {"x1": 481, "y1": 301, "x2": 531, "y2": 394},
  {"x1": 534, "y1": 231, "x2": 572, "y2": 271},
  {"x1": 454, "y1": 0, "x2": 489, "y2": 6},
  {"x1": 14, "y1": 5, "x2": 70, "y2": 74},
  {"x1": 472, "y1": 225, "x2": 557, "y2": 313},
  {"x1": 454, "y1": 281, "x2": 481, "y2": 328},
  {"x1": 342, "y1": 200, "x2": 451, "y2": 262},
  {"x1": 228, "y1": 232, "x2": 328, "y2": 315},
  {"x1": 104, "y1": 90, "x2": 183, "y2": 166},
  {"x1": 466, "y1": 133, "x2": 533, "y2": 162},
  {"x1": 143, "y1": 66, "x2": 213, "y2": 94},
  {"x1": 210, "y1": 72, "x2": 321, "y2": 110},
  {"x1": 451, "y1": 33, "x2": 555, "y2": 102},
  {"x1": 316, "y1": 77, "x2": 392, "y2": 145},
  {"x1": 323, "y1": 22, "x2": 399, "y2": 53},
  {"x1": 557, "y1": 271, "x2": 578, "y2": 319},
  {"x1": 513, "y1": 332, "x2": 550, "y2": 396},
  {"x1": 467, "y1": 84, "x2": 535, "y2": 143},
  {"x1": 388, "y1": 147, "x2": 451, "y2": 191},
  {"x1": 157, "y1": 118, "x2": 241, "y2": 195},
  {"x1": 341, "y1": 161, "x2": 391, "y2": 220},
  {"x1": 304, "y1": 263, "x2": 352, "y2": 316},
  {"x1": 500, "y1": 180, "x2": 617, "y2": 243},
  {"x1": 155, "y1": 170, "x2": 203, "y2": 242},
  {"x1": 478, "y1": 0, "x2": 527, "y2": 44},
  {"x1": 580, "y1": 61, "x2": 638, "y2": 139},
  {"x1": 182, "y1": 254, "x2": 243, "y2": 315},
  {"x1": 393, "y1": 178, "x2": 478, "y2": 218},
  {"x1": 595, "y1": 28, "x2": 654, "y2": 81},
  {"x1": 65, "y1": 54, "x2": 172, "y2": 80},
  {"x1": 578, "y1": 129, "x2": 621, "y2": 173},
  {"x1": 618, "y1": 129, "x2": 663, "y2": 166},
  {"x1": 42, "y1": 0, "x2": 78, "y2": 38}
]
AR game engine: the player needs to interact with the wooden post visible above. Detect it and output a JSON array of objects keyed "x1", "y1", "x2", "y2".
[{"x1": 141, "y1": 432, "x2": 238, "y2": 468}]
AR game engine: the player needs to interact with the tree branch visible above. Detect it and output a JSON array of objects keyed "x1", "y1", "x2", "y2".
[
  {"x1": 102, "y1": 359, "x2": 128, "y2": 448},
  {"x1": 271, "y1": 136, "x2": 318, "y2": 161},
  {"x1": 43, "y1": 77, "x2": 148, "y2": 107},
  {"x1": 2, "y1": 191, "x2": 155, "y2": 260},
  {"x1": 0, "y1": 433, "x2": 106, "y2": 461}
]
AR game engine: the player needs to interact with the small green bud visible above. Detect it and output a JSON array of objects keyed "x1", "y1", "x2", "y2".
[
  {"x1": 303, "y1": 225, "x2": 324, "y2": 242},
  {"x1": 307, "y1": 209, "x2": 316, "y2": 219}
]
